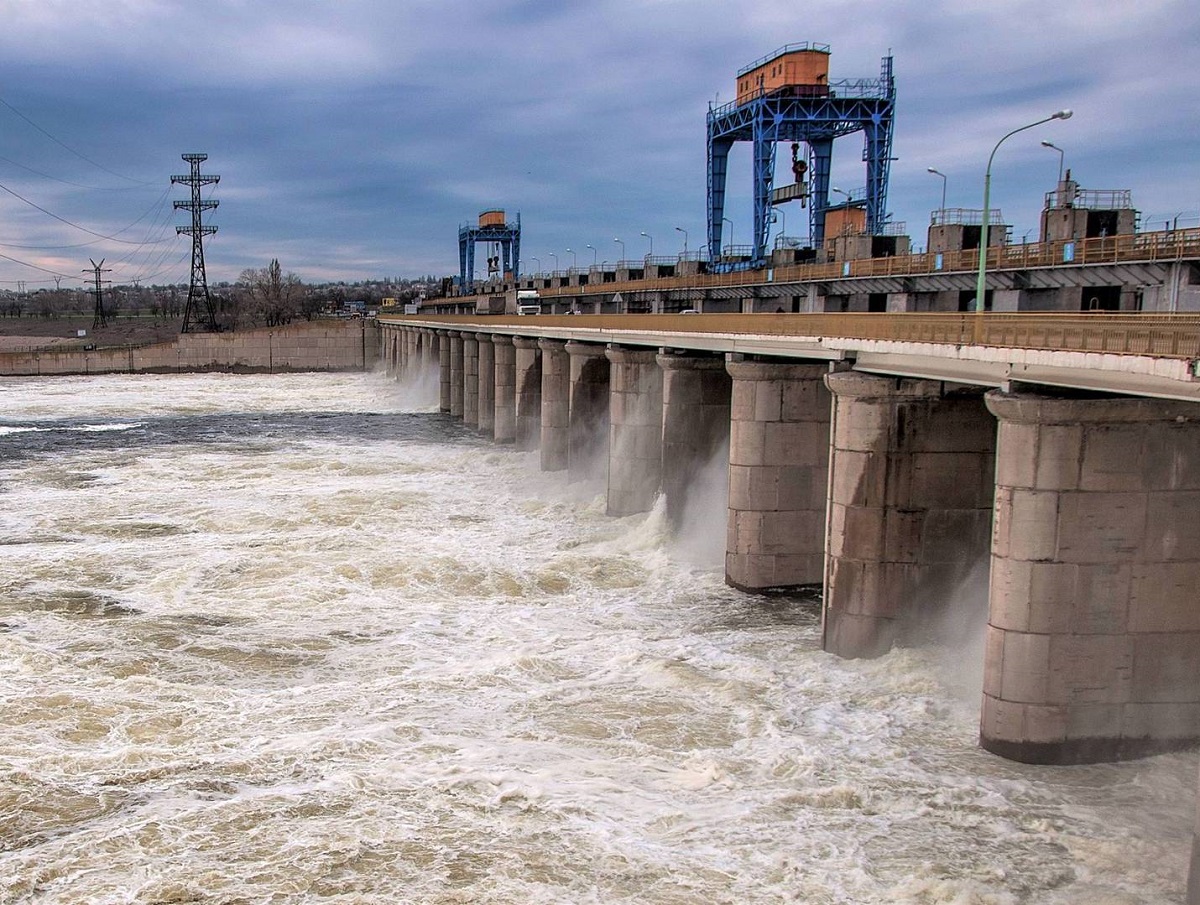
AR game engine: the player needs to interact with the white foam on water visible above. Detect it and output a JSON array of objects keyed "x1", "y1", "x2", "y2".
[{"x1": 0, "y1": 371, "x2": 1193, "y2": 903}]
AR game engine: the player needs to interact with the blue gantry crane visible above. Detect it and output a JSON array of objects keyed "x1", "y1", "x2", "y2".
[
  {"x1": 706, "y1": 43, "x2": 895, "y2": 271},
  {"x1": 458, "y1": 210, "x2": 521, "y2": 293}
]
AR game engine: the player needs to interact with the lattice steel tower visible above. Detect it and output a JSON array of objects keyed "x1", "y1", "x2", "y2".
[
  {"x1": 706, "y1": 43, "x2": 895, "y2": 271},
  {"x1": 171, "y1": 153, "x2": 221, "y2": 333}
]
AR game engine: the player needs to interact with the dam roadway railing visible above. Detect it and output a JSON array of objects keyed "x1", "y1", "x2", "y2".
[
  {"x1": 383, "y1": 312, "x2": 1200, "y2": 361},
  {"x1": 464, "y1": 227, "x2": 1200, "y2": 301}
]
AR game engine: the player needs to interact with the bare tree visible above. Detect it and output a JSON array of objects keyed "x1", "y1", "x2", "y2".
[{"x1": 237, "y1": 259, "x2": 304, "y2": 327}]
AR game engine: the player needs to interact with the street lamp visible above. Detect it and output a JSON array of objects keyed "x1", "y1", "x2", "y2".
[
  {"x1": 674, "y1": 226, "x2": 688, "y2": 256},
  {"x1": 530, "y1": 256, "x2": 541, "y2": 275},
  {"x1": 831, "y1": 186, "x2": 851, "y2": 204},
  {"x1": 975, "y1": 109, "x2": 1072, "y2": 312},
  {"x1": 585, "y1": 243, "x2": 597, "y2": 266},
  {"x1": 1040, "y1": 140, "x2": 1065, "y2": 186},
  {"x1": 549, "y1": 252, "x2": 559, "y2": 272},
  {"x1": 771, "y1": 207, "x2": 786, "y2": 242},
  {"x1": 722, "y1": 217, "x2": 734, "y2": 253},
  {"x1": 566, "y1": 247, "x2": 577, "y2": 269},
  {"x1": 927, "y1": 167, "x2": 947, "y2": 217},
  {"x1": 613, "y1": 237, "x2": 625, "y2": 263},
  {"x1": 640, "y1": 231, "x2": 653, "y2": 256}
]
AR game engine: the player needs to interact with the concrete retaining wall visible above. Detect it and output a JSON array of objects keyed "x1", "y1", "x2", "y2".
[{"x1": 0, "y1": 320, "x2": 379, "y2": 376}]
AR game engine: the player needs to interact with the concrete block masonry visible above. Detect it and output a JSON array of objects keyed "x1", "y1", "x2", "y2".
[{"x1": 0, "y1": 320, "x2": 379, "y2": 376}]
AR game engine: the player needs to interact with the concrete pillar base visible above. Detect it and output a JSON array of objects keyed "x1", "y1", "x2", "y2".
[
  {"x1": 606, "y1": 347, "x2": 663, "y2": 516},
  {"x1": 725, "y1": 359, "x2": 831, "y2": 593},
  {"x1": 566, "y1": 341, "x2": 610, "y2": 483},
  {"x1": 823, "y1": 372, "x2": 996, "y2": 659},
  {"x1": 493, "y1": 335, "x2": 516, "y2": 443},
  {"x1": 1189, "y1": 810, "x2": 1200, "y2": 905},
  {"x1": 659, "y1": 352, "x2": 732, "y2": 529},
  {"x1": 477, "y1": 335, "x2": 495, "y2": 435},
  {"x1": 538, "y1": 339, "x2": 569, "y2": 471},
  {"x1": 983, "y1": 389, "x2": 1200, "y2": 764},
  {"x1": 462, "y1": 335, "x2": 479, "y2": 428},
  {"x1": 514, "y1": 337, "x2": 542, "y2": 451},
  {"x1": 448, "y1": 332, "x2": 464, "y2": 418}
]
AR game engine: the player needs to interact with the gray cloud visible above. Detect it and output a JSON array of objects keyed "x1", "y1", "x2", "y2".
[{"x1": 0, "y1": 0, "x2": 1196, "y2": 286}]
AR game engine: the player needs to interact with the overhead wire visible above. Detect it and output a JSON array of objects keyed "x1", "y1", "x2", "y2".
[
  {"x1": 0, "y1": 151, "x2": 160, "y2": 192},
  {"x1": 0, "y1": 96, "x2": 224, "y2": 288},
  {"x1": 0, "y1": 249, "x2": 71, "y2": 280},
  {"x1": 0, "y1": 181, "x2": 176, "y2": 246},
  {"x1": 0, "y1": 95, "x2": 158, "y2": 187}
]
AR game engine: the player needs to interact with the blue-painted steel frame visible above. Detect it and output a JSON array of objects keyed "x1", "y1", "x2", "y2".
[
  {"x1": 707, "y1": 54, "x2": 894, "y2": 272},
  {"x1": 458, "y1": 215, "x2": 521, "y2": 293}
]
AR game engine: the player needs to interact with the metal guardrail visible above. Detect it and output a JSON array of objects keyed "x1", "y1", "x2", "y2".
[
  {"x1": 381, "y1": 312, "x2": 1200, "y2": 361},
  {"x1": 513, "y1": 228, "x2": 1200, "y2": 294},
  {"x1": 1044, "y1": 188, "x2": 1132, "y2": 210},
  {"x1": 465, "y1": 228, "x2": 1200, "y2": 306},
  {"x1": 736, "y1": 42, "x2": 831, "y2": 77},
  {"x1": 930, "y1": 208, "x2": 1004, "y2": 227}
]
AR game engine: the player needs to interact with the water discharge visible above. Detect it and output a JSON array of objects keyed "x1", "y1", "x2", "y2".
[{"x1": 0, "y1": 371, "x2": 1193, "y2": 903}]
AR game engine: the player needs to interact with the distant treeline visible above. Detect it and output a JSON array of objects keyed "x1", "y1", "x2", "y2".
[{"x1": 0, "y1": 261, "x2": 435, "y2": 329}]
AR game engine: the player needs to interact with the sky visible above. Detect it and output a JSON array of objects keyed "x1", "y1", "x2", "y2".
[{"x1": 0, "y1": 0, "x2": 1196, "y2": 290}]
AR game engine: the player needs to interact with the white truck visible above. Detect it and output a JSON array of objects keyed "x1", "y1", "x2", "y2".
[{"x1": 516, "y1": 290, "x2": 541, "y2": 315}]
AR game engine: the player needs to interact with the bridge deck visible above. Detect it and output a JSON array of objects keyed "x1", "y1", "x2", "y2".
[{"x1": 381, "y1": 312, "x2": 1200, "y2": 402}]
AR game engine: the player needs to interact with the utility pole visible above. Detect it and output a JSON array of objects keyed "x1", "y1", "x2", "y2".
[
  {"x1": 171, "y1": 152, "x2": 221, "y2": 333},
  {"x1": 85, "y1": 258, "x2": 112, "y2": 330}
]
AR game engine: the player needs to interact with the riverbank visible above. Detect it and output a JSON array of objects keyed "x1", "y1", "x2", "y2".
[{"x1": 0, "y1": 316, "x2": 184, "y2": 350}]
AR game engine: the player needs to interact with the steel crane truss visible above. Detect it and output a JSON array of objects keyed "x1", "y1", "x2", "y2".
[
  {"x1": 707, "y1": 59, "x2": 895, "y2": 274},
  {"x1": 458, "y1": 221, "x2": 521, "y2": 295}
]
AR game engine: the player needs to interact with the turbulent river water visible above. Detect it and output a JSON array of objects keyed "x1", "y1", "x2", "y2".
[{"x1": 0, "y1": 370, "x2": 1194, "y2": 904}]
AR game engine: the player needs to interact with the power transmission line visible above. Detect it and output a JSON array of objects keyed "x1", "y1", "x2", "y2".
[
  {"x1": 0, "y1": 95, "x2": 158, "y2": 187},
  {"x1": 0, "y1": 151, "x2": 158, "y2": 191},
  {"x1": 0, "y1": 249, "x2": 71, "y2": 280},
  {"x1": 0, "y1": 180, "x2": 175, "y2": 245}
]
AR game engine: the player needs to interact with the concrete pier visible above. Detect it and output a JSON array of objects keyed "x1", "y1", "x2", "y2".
[
  {"x1": 1191, "y1": 796, "x2": 1200, "y2": 905},
  {"x1": 424, "y1": 329, "x2": 439, "y2": 375},
  {"x1": 605, "y1": 347, "x2": 664, "y2": 516},
  {"x1": 493, "y1": 334, "x2": 516, "y2": 443},
  {"x1": 983, "y1": 389, "x2": 1200, "y2": 764},
  {"x1": 539, "y1": 339, "x2": 570, "y2": 471},
  {"x1": 658, "y1": 352, "x2": 732, "y2": 528},
  {"x1": 406, "y1": 330, "x2": 419, "y2": 377},
  {"x1": 462, "y1": 335, "x2": 479, "y2": 428},
  {"x1": 567, "y1": 341, "x2": 611, "y2": 483},
  {"x1": 514, "y1": 337, "x2": 542, "y2": 451},
  {"x1": 477, "y1": 334, "x2": 495, "y2": 435},
  {"x1": 437, "y1": 331, "x2": 451, "y2": 412},
  {"x1": 725, "y1": 359, "x2": 831, "y2": 593},
  {"x1": 448, "y1": 331, "x2": 464, "y2": 418},
  {"x1": 823, "y1": 372, "x2": 996, "y2": 659}
]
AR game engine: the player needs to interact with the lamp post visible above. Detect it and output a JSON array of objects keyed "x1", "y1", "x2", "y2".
[
  {"x1": 530, "y1": 256, "x2": 541, "y2": 275},
  {"x1": 549, "y1": 252, "x2": 559, "y2": 272},
  {"x1": 927, "y1": 167, "x2": 947, "y2": 219},
  {"x1": 831, "y1": 186, "x2": 851, "y2": 204},
  {"x1": 1040, "y1": 140, "x2": 1065, "y2": 186},
  {"x1": 722, "y1": 217, "x2": 734, "y2": 254},
  {"x1": 640, "y1": 231, "x2": 653, "y2": 256},
  {"x1": 585, "y1": 243, "x2": 597, "y2": 266},
  {"x1": 975, "y1": 109, "x2": 1072, "y2": 313},
  {"x1": 566, "y1": 247, "x2": 577, "y2": 269},
  {"x1": 613, "y1": 237, "x2": 625, "y2": 263},
  {"x1": 672, "y1": 224, "x2": 691, "y2": 255},
  {"x1": 771, "y1": 208, "x2": 786, "y2": 243}
]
